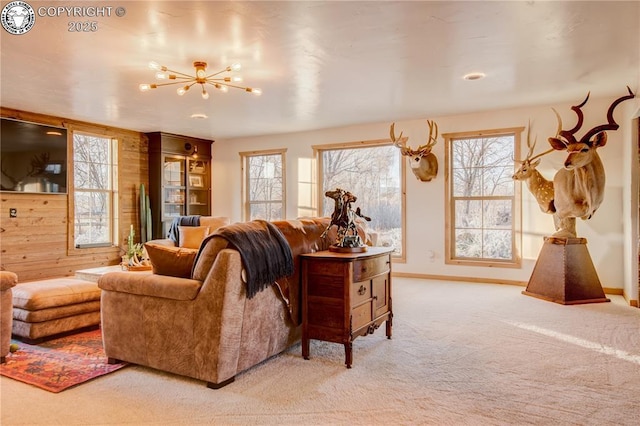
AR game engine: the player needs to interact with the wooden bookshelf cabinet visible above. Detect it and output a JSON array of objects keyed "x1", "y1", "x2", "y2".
[{"x1": 147, "y1": 132, "x2": 213, "y2": 239}]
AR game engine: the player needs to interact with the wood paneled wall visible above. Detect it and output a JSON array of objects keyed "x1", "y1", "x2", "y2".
[{"x1": 0, "y1": 108, "x2": 148, "y2": 282}]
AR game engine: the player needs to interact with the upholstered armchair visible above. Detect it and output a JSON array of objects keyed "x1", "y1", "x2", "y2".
[{"x1": 1, "y1": 271, "x2": 18, "y2": 363}]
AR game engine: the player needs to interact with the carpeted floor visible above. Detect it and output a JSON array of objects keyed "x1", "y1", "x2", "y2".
[
  {"x1": 1, "y1": 278, "x2": 638, "y2": 425},
  {"x1": 0, "y1": 329, "x2": 127, "y2": 393}
]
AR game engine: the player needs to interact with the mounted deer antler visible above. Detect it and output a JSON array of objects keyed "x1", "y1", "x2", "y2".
[
  {"x1": 512, "y1": 124, "x2": 555, "y2": 214},
  {"x1": 1, "y1": 159, "x2": 35, "y2": 190},
  {"x1": 390, "y1": 120, "x2": 439, "y2": 182},
  {"x1": 547, "y1": 87, "x2": 636, "y2": 237}
]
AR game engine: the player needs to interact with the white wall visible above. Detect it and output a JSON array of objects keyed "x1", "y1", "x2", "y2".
[
  {"x1": 212, "y1": 95, "x2": 633, "y2": 291},
  {"x1": 622, "y1": 88, "x2": 640, "y2": 304}
]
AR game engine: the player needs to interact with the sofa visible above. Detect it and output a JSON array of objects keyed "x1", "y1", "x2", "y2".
[
  {"x1": 98, "y1": 217, "x2": 341, "y2": 388},
  {"x1": 1, "y1": 271, "x2": 18, "y2": 363}
]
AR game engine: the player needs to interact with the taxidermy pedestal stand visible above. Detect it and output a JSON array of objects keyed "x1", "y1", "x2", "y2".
[{"x1": 523, "y1": 236, "x2": 610, "y2": 305}]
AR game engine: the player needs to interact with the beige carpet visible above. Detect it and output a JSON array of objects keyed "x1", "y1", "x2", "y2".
[{"x1": 1, "y1": 278, "x2": 639, "y2": 425}]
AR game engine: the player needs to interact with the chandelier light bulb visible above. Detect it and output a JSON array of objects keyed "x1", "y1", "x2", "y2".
[
  {"x1": 214, "y1": 83, "x2": 228, "y2": 93},
  {"x1": 139, "y1": 83, "x2": 151, "y2": 91},
  {"x1": 155, "y1": 71, "x2": 168, "y2": 80},
  {"x1": 231, "y1": 63, "x2": 241, "y2": 71},
  {"x1": 232, "y1": 76, "x2": 243, "y2": 82},
  {"x1": 148, "y1": 61, "x2": 162, "y2": 70},
  {"x1": 201, "y1": 87, "x2": 209, "y2": 99},
  {"x1": 196, "y1": 69, "x2": 206, "y2": 79},
  {"x1": 177, "y1": 85, "x2": 190, "y2": 96},
  {"x1": 247, "y1": 88, "x2": 262, "y2": 95}
]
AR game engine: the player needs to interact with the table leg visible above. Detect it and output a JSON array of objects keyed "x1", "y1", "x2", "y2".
[
  {"x1": 344, "y1": 342, "x2": 352, "y2": 368},
  {"x1": 386, "y1": 317, "x2": 392, "y2": 339},
  {"x1": 302, "y1": 336, "x2": 310, "y2": 360}
]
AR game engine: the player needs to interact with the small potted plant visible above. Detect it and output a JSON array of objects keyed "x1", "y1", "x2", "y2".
[{"x1": 122, "y1": 225, "x2": 151, "y2": 270}]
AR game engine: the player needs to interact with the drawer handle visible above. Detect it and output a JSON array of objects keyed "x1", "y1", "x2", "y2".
[{"x1": 357, "y1": 285, "x2": 366, "y2": 295}]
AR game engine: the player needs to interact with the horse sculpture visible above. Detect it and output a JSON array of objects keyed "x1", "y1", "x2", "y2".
[{"x1": 321, "y1": 188, "x2": 371, "y2": 248}]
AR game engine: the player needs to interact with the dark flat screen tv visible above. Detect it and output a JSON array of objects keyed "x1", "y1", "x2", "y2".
[{"x1": 0, "y1": 118, "x2": 68, "y2": 193}]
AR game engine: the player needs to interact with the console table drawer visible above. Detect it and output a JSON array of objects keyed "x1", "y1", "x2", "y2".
[
  {"x1": 353, "y1": 256, "x2": 389, "y2": 282},
  {"x1": 351, "y1": 281, "x2": 371, "y2": 305},
  {"x1": 351, "y1": 302, "x2": 372, "y2": 332}
]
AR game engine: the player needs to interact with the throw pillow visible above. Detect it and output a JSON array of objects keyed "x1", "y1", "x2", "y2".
[
  {"x1": 178, "y1": 226, "x2": 210, "y2": 249},
  {"x1": 144, "y1": 243, "x2": 198, "y2": 278}
]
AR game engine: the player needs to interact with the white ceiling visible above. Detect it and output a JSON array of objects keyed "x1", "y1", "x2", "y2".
[{"x1": 1, "y1": 1, "x2": 639, "y2": 141}]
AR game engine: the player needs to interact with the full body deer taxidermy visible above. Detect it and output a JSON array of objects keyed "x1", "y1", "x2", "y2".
[
  {"x1": 548, "y1": 87, "x2": 635, "y2": 237},
  {"x1": 390, "y1": 120, "x2": 439, "y2": 182},
  {"x1": 512, "y1": 126, "x2": 555, "y2": 214}
]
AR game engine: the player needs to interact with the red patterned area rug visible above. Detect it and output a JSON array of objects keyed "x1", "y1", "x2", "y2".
[{"x1": 0, "y1": 329, "x2": 127, "y2": 393}]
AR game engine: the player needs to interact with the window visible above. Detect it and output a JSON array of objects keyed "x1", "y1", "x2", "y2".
[
  {"x1": 316, "y1": 141, "x2": 405, "y2": 258},
  {"x1": 241, "y1": 149, "x2": 286, "y2": 221},
  {"x1": 72, "y1": 132, "x2": 118, "y2": 248},
  {"x1": 444, "y1": 127, "x2": 523, "y2": 266}
]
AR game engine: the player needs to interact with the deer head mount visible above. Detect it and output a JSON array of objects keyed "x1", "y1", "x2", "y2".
[
  {"x1": 390, "y1": 120, "x2": 439, "y2": 182},
  {"x1": 546, "y1": 86, "x2": 635, "y2": 237},
  {"x1": 512, "y1": 124, "x2": 555, "y2": 214},
  {"x1": 548, "y1": 86, "x2": 635, "y2": 170},
  {"x1": 0, "y1": 152, "x2": 51, "y2": 190}
]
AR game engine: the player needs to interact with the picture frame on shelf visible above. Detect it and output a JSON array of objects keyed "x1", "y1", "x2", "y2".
[
  {"x1": 189, "y1": 160, "x2": 206, "y2": 173},
  {"x1": 189, "y1": 175, "x2": 203, "y2": 187}
]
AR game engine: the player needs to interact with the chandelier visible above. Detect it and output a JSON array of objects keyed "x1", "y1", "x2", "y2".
[{"x1": 139, "y1": 61, "x2": 262, "y2": 99}]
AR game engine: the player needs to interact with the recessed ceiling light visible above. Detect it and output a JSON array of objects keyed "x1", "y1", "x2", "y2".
[
  {"x1": 190, "y1": 113, "x2": 208, "y2": 119},
  {"x1": 463, "y1": 72, "x2": 486, "y2": 81}
]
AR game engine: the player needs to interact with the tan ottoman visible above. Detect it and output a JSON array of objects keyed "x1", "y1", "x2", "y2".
[{"x1": 12, "y1": 278, "x2": 101, "y2": 344}]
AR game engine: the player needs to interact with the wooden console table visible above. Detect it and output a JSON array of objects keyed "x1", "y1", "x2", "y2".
[{"x1": 301, "y1": 247, "x2": 393, "y2": 368}]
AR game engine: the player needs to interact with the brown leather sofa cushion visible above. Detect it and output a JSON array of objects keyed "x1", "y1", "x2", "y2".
[
  {"x1": 145, "y1": 242, "x2": 198, "y2": 278},
  {"x1": 98, "y1": 272, "x2": 201, "y2": 301},
  {"x1": 0, "y1": 271, "x2": 18, "y2": 291},
  {"x1": 13, "y1": 301, "x2": 101, "y2": 322},
  {"x1": 199, "y1": 216, "x2": 230, "y2": 232},
  {"x1": 12, "y1": 278, "x2": 100, "y2": 311}
]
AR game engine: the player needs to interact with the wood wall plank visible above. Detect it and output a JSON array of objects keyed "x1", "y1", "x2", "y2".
[{"x1": 1, "y1": 108, "x2": 148, "y2": 282}]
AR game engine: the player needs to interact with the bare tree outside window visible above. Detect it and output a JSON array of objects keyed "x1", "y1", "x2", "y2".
[
  {"x1": 73, "y1": 133, "x2": 117, "y2": 247},
  {"x1": 445, "y1": 128, "x2": 522, "y2": 266},
  {"x1": 241, "y1": 150, "x2": 285, "y2": 221},
  {"x1": 319, "y1": 144, "x2": 403, "y2": 257}
]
